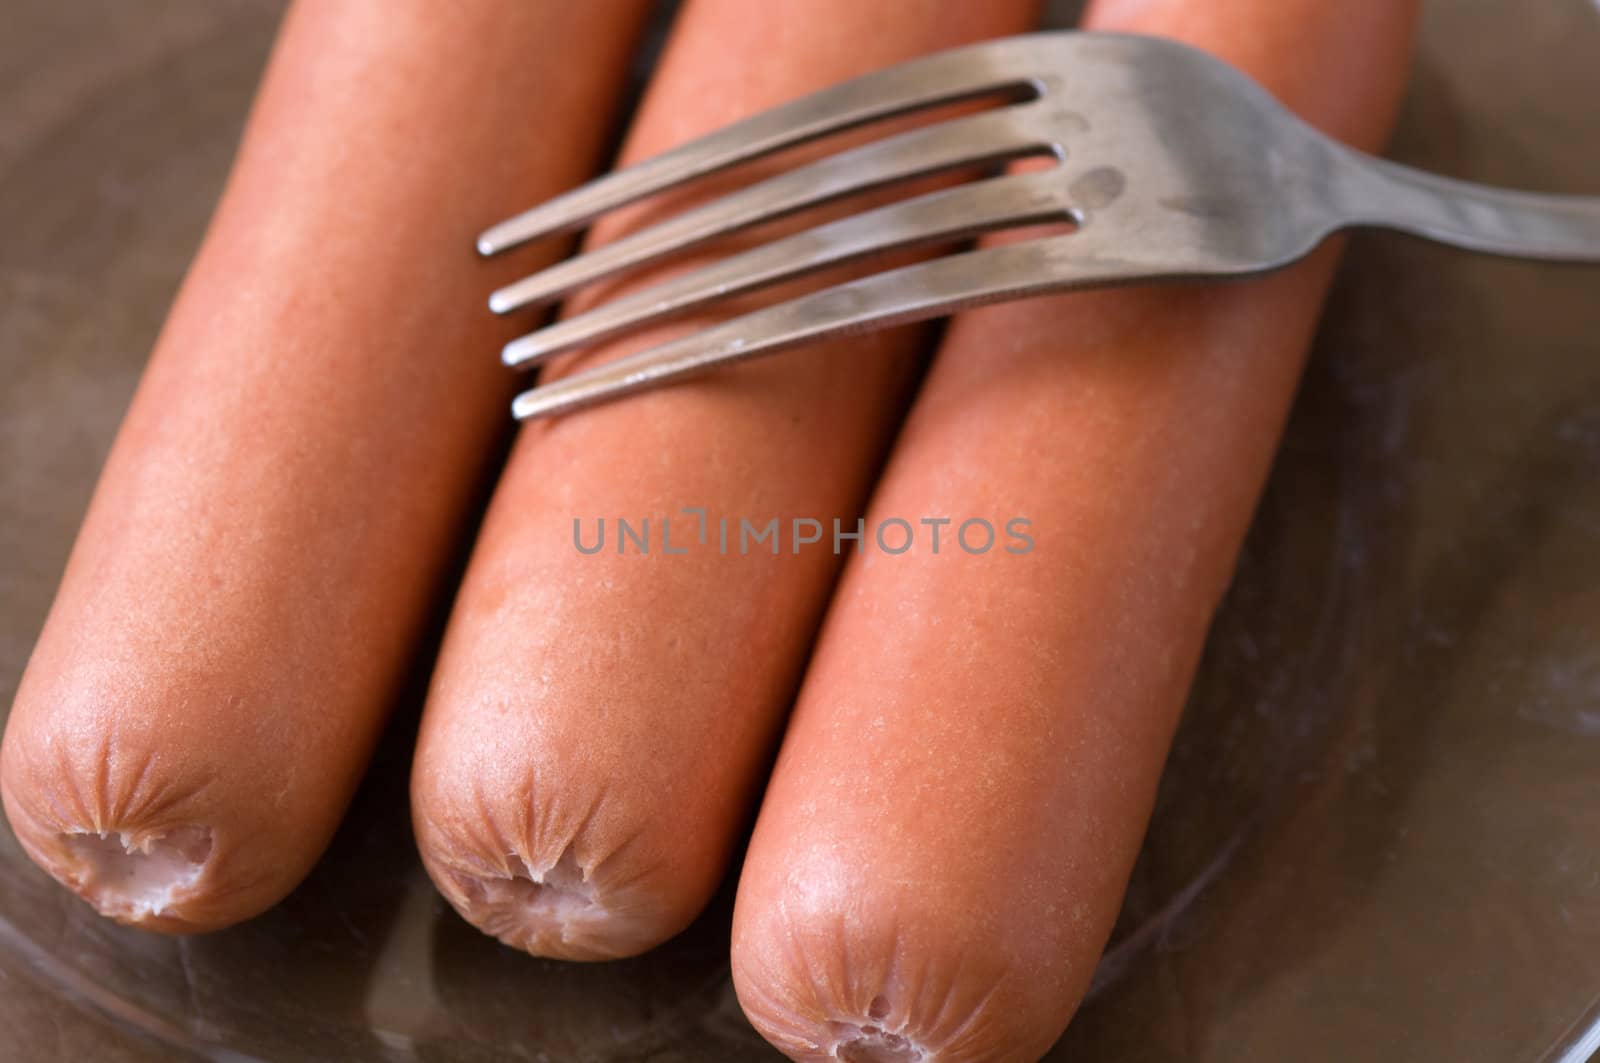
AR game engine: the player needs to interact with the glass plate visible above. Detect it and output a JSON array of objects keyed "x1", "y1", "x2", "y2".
[{"x1": 2, "y1": 1, "x2": 1598, "y2": 1059}]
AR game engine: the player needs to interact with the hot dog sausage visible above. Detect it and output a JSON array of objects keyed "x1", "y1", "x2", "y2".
[
  {"x1": 0, "y1": 0, "x2": 649, "y2": 931},
  {"x1": 730, "y1": 2, "x2": 1420, "y2": 1058},
  {"x1": 409, "y1": 0, "x2": 1042, "y2": 960}
]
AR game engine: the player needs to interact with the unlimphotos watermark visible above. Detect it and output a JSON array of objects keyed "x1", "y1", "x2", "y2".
[{"x1": 572, "y1": 507, "x2": 1034, "y2": 557}]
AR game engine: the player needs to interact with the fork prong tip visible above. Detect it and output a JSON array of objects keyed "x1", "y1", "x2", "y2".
[
  {"x1": 501, "y1": 337, "x2": 534, "y2": 367},
  {"x1": 510, "y1": 390, "x2": 546, "y2": 421}
]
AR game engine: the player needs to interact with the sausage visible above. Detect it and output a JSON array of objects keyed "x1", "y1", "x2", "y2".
[
  {"x1": 409, "y1": 0, "x2": 1042, "y2": 961},
  {"x1": 0, "y1": 0, "x2": 649, "y2": 932},
  {"x1": 729, "y1": 1, "x2": 1420, "y2": 1059}
]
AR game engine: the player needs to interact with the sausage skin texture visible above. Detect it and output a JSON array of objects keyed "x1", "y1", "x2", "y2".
[
  {"x1": 410, "y1": 0, "x2": 1042, "y2": 961},
  {"x1": 730, "y1": 2, "x2": 1420, "y2": 1060},
  {"x1": 0, "y1": 1, "x2": 648, "y2": 932}
]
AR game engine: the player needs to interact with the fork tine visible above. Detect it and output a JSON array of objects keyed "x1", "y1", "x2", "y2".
[
  {"x1": 475, "y1": 41, "x2": 1042, "y2": 257},
  {"x1": 510, "y1": 229, "x2": 1168, "y2": 421},
  {"x1": 487, "y1": 109, "x2": 1046, "y2": 316},
  {"x1": 501, "y1": 171, "x2": 1073, "y2": 368}
]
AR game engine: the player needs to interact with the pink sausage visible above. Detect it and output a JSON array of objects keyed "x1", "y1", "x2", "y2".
[
  {"x1": 410, "y1": 0, "x2": 1042, "y2": 960},
  {"x1": 730, "y1": 2, "x2": 1420, "y2": 1059},
  {"x1": 1, "y1": 0, "x2": 650, "y2": 931}
]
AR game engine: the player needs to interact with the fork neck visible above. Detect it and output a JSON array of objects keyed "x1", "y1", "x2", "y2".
[{"x1": 1329, "y1": 147, "x2": 1600, "y2": 264}]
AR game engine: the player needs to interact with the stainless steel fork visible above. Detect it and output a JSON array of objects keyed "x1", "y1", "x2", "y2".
[{"x1": 478, "y1": 31, "x2": 1600, "y2": 421}]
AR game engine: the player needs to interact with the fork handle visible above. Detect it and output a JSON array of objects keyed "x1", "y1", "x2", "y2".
[{"x1": 1336, "y1": 150, "x2": 1600, "y2": 264}]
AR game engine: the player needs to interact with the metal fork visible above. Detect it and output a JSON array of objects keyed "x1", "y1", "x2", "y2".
[{"x1": 478, "y1": 31, "x2": 1600, "y2": 421}]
